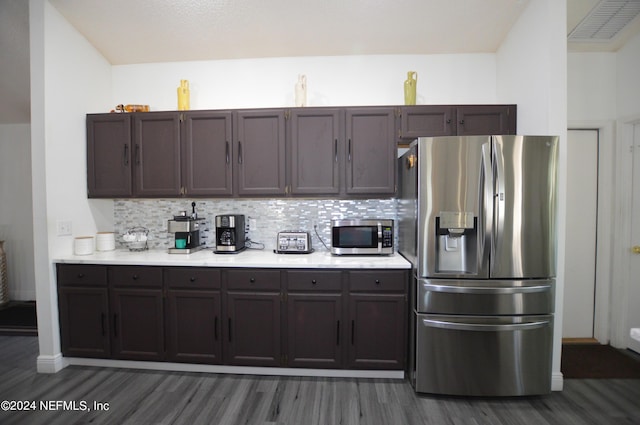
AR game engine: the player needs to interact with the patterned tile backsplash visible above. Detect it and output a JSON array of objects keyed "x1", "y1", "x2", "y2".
[{"x1": 114, "y1": 198, "x2": 398, "y2": 252}]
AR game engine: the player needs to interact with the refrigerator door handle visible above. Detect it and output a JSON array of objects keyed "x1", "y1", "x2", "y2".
[
  {"x1": 492, "y1": 138, "x2": 506, "y2": 267},
  {"x1": 422, "y1": 318, "x2": 550, "y2": 332},
  {"x1": 480, "y1": 142, "x2": 493, "y2": 272},
  {"x1": 424, "y1": 283, "x2": 552, "y2": 294}
]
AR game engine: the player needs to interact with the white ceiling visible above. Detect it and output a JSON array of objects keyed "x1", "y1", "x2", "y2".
[
  {"x1": 46, "y1": 0, "x2": 532, "y2": 65},
  {"x1": 1, "y1": 0, "x2": 640, "y2": 124}
]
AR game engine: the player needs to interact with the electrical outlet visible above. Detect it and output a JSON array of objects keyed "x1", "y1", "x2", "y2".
[
  {"x1": 249, "y1": 218, "x2": 257, "y2": 231},
  {"x1": 57, "y1": 220, "x2": 72, "y2": 236}
]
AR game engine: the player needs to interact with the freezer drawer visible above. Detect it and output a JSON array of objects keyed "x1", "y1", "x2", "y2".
[
  {"x1": 416, "y1": 278, "x2": 555, "y2": 315},
  {"x1": 413, "y1": 313, "x2": 553, "y2": 396}
]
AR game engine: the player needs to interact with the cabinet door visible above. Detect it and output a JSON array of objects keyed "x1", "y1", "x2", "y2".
[
  {"x1": 456, "y1": 105, "x2": 516, "y2": 136},
  {"x1": 182, "y1": 111, "x2": 233, "y2": 196},
  {"x1": 286, "y1": 270, "x2": 344, "y2": 368},
  {"x1": 86, "y1": 114, "x2": 132, "y2": 197},
  {"x1": 235, "y1": 110, "x2": 286, "y2": 196},
  {"x1": 287, "y1": 293, "x2": 343, "y2": 368},
  {"x1": 348, "y1": 293, "x2": 406, "y2": 370},
  {"x1": 167, "y1": 289, "x2": 222, "y2": 364},
  {"x1": 225, "y1": 291, "x2": 281, "y2": 366},
  {"x1": 399, "y1": 106, "x2": 455, "y2": 139},
  {"x1": 345, "y1": 108, "x2": 397, "y2": 195},
  {"x1": 132, "y1": 112, "x2": 182, "y2": 197},
  {"x1": 58, "y1": 286, "x2": 110, "y2": 358},
  {"x1": 289, "y1": 108, "x2": 342, "y2": 195},
  {"x1": 110, "y1": 288, "x2": 165, "y2": 361}
]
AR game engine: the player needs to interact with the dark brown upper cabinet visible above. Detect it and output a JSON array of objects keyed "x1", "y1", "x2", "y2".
[
  {"x1": 399, "y1": 105, "x2": 456, "y2": 139},
  {"x1": 86, "y1": 114, "x2": 133, "y2": 198},
  {"x1": 456, "y1": 105, "x2": 516, "y2": 136},
  {"x1": 87, "y1": 104, "x2": 515, "y2": 199},
  {"x1": 132, "y1": 112, "x2": 182, "y2": 197},
  {"x1": 345, "y1": 107, "x2": 397, "y2": 195},
  {"x1": 399, "y1": 104, "x2": 516, "y2": 141},
  {"x1": 234, "y1": 109, "x2": 287, "y2": 196},
  {"x1": 182, "y1": 111, "x2": 233, "y2": 196},
  {"x1": 289, "y1": 108, "x2": 343, "y2": 196}
]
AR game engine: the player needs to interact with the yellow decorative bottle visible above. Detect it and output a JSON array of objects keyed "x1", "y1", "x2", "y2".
[
  {"x1": 177, "y1": 79, "x2": 190, "y2": 110},
  {"x1": 404, "y1": 71, "x2": 417, "y2": 105}
]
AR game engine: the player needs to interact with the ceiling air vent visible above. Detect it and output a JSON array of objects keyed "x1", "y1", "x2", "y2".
[{"x1": 569, "y1": 0, "x2": 640, "y2": 41}]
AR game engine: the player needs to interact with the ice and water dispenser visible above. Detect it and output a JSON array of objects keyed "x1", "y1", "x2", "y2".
[{"x1": 435, "y1": 211, "x2": 477, "y2": 274}]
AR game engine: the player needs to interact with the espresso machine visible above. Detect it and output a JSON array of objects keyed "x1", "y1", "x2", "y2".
[
  {"x1": 167, "y1": 202, "x2": 207, "y2": 254},
  {"x1": 215, "y1": 214, "x2": 246, "y2": 253}
]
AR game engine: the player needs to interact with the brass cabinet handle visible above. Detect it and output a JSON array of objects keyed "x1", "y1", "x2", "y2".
[{"x1": 633, "y1": 246, "x2": 640, "y2": 254}]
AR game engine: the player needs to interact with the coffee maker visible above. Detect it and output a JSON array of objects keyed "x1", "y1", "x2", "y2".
[
  {"x1": 215, "y1": 214, "x2": 246, "y2": 253},
  {"x1": 167, "y1": 202, "x2": 207, "y2": 254}
]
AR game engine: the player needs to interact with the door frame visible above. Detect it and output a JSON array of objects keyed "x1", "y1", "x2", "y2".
[
  {"x1": 568, "y1": 121, "x2": 615, "y2": 344},
  {"x1": 611, "y1": 116, "x2": 640, "y2": 348}
]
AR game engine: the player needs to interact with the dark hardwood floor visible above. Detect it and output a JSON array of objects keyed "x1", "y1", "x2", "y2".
[{"x1": 0, "y1": 336, "x2": 639, "y2": 425}]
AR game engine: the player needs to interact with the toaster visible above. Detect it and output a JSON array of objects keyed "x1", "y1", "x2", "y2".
[{"x1": 276, "y1": 231, "x2": 313, "y2": 254}]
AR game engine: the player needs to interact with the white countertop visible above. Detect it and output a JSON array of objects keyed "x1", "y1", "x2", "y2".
[{"x1": 54, "y1": 248, "x2": 411, "y2": 269}]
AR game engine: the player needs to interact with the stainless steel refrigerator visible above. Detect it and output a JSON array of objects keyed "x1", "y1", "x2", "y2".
[{"x1": 398, "y1": 135, "x2": 558, "y2": 396}]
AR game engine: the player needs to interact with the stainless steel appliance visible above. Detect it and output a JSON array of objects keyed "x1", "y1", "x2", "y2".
[
  {"x1": 398, "y1": 135, "x2": 558, "y2": 396},
  {"x1": 167, "y1": 217, "x2": 207, "y2": 254},
  {"x1": 331, "y1": 219, "x2": 394, "y2": 255},
  {"x1": 275, "y1": 231, "x2": 313, "y2": 254},
  {"x1": 167, "y1": 204, "x2": 207, "y2": 254},
  {"x1": 215, "y1": 214, "x2": 245, "y2": 253}
]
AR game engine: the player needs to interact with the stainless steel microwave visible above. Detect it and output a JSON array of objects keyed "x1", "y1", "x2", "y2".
[{"x1": 331, "y1": 219, "x2": 394, "y2": 255}]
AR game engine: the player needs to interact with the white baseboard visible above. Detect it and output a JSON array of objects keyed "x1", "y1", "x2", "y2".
[
  {"x1": 551, "y1": 371, "x2": 564, "y2": 391},
  {"x1": 64, "y1": 358, "x2": 405, "y2": 379},
  {"x1": 36, "y1": 353, "x2": 67, "y2": 373}
]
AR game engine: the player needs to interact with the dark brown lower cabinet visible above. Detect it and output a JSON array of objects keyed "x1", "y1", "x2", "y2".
[
  {"x1": 348, "y1": 270, "x2": 408, "y2": 370},
  {"x1": 225, "y1": 291, "x2": 281, "y2": 366},
  {"x1": 57, "y1": 264, "x2": 408, "y2": 371},
  {"x1": 110, "y1": 287, "x2": 165, "y2": 361},
  {"x1": 287, "y1": 293, "x2": 343, "y2": 368},
  {"x1": 58, "y1": 286, "x2": 110, "y2": 358},
  {"x1": 165, "y1": 267, "x2": 222, "y2": 364},
  {"x1": 166, "y1": 289, "x2": 222, "y2": 364},
  {"x1": 286, "y1": 270, "x2": 344, "y2": 368},
  {"x1": 348, "y1": 293, "x2": 407, "y2": 369}
]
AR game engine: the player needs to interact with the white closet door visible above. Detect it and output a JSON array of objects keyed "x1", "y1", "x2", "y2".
[
  {"x1": 563, "y1": 129, "x2": 598, "y2": 339},
  {"x1": 628, "y1": 123, "x2": 640, "y2": 353}
]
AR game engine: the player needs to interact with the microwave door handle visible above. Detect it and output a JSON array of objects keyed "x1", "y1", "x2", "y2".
[{"x1": 377, "y1": 223, "x2": 383, "y2": 252}]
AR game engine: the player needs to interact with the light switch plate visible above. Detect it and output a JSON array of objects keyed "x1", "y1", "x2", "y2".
[{"x1": 57, "y1": 220, "x2": 72, "y2": 236}]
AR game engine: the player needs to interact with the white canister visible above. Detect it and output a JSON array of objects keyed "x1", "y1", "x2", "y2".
[
  {"x1": 96, "y1": 232, "x2": 116, "y2": 251},
  {"x1": 74, "y1": 236, "x2": 94, "y2": 256}
]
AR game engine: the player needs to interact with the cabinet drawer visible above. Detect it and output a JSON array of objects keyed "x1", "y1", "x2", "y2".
[
  {"x1": 226, "y1": 269, "x2": 281, "y2": 291},
  {"x1": 110, "y1": 266, "x2": 163, "y2": 288},
  {"x1": 349, "y1": 270, "x2": 407, "y2": 292},
  {"x1": 57, "y1": 264, "x2": 108, "y2": 286},
  {"x1": 165, "y1": 267, "x2": 221, "y2": 289},
  {"x1": 287, "y1": 270, "x2": 343, "y2": 291}
]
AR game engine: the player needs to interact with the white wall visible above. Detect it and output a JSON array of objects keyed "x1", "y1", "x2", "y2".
[
  {"x1": 111, "y1": 54, "x2": 497, "y2": 112},
  {"x1": 568, "y1": 53, "x2": 616, "y2": 122},
  {"x1": 617, "y1": 32, "x2": 640, "y2": 118},
  {"x1": 496, "y1": 0, "x2": 567, "y2": 391},
  {"x1": 613, "y1": 31, "x2": 640, "y2": 348},
  {"x1": 566, "y1": 31, "x2": 640, "y2": 349},
  {"x1": 0, "y1": 123, "x2": 36, "y2": 300},
  {"x1": 30, "y1": 0, "x2": 113, "y2": 372}
]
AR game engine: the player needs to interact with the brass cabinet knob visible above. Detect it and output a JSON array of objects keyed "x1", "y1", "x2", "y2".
[{"x1": 633, "y1": 246, "x2": 640, "y2": 254}]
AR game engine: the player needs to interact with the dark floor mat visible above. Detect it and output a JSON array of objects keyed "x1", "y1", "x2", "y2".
[
  {"x1": 0, "y1": 302, "x2": 37, "y2": 335},
  {"x1": 562, "y1": 343, "x2": 640, "y2": 379}
]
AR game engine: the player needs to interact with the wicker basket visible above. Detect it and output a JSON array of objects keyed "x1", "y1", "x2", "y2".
[{"x1": 122, "y1": 227, "x2": 149, "y2": 252}]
